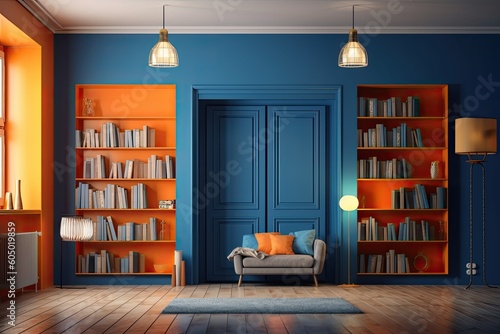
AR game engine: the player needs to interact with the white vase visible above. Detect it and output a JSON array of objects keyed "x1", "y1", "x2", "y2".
[
  {"x1": 430, "y1": 161, "x2": 440, "y2": 179},
  {"x1": 14, "y1": 179, "x2": 23, "y2": 210}
]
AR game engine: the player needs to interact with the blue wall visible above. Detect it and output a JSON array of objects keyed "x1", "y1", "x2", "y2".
[{"x1": 54, "y1": 33, "x2": 500, "y2": 286}]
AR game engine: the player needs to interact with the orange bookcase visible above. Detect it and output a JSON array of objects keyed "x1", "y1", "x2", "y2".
[
  {"x1": 74, "y1": 84, "x2": 176, "y2": 276},
  {"x1": 356, "y1": 84, "x2": 448, "y2": 276}
]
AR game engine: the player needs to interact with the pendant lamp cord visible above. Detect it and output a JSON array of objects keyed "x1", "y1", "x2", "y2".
[
  {"x1": 352, "y1": 6, "x2": 355, "y2": 29},
  {"x1": 163, "y1": 5, "x2": 166, "y2": 29}
]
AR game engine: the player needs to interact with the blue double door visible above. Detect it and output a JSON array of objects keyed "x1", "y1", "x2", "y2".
[{"x1": 205, "y1": 105, "x2": 327, "y2": 282}]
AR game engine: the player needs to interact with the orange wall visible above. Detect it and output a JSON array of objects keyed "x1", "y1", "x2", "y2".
[
  {"x1": 5, "y1": 45, "x2": 42, "y2": 208},
  {"x1": 0, "y1": 0, "x2": 54, "y2": 289}
]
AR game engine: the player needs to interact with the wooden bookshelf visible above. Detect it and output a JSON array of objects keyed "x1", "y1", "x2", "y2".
[
  {"x1": 74, "y1": 84, "x2": 176, "y2": 276},
  {"x1": 356, "y1": 84, "x2": 448, "y2": 276}
]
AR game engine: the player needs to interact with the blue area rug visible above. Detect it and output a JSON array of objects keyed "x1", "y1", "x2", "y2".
[{"x1": 162, "y1": 298, "x2": 362, "y2": 314}]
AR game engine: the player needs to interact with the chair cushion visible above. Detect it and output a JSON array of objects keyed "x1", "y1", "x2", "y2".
[{"x1": 243, "y1": 254, "x2": 314, "y2": 268}]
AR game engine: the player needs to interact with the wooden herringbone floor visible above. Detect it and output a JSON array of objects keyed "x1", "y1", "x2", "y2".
[{"x1": 1, "y1": 284, "x2": 499, "y2": 333}]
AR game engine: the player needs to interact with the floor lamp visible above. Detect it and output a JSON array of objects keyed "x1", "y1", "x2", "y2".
[
  {"x1": 339, "y1": 195, "x2": 359, "y2": 287},
  {"x1": 59, "y1": 215, "x2": 94, "y2": 289},
  {"x1": 455, "y1": 118, "x2": 497, "y2": 289}
]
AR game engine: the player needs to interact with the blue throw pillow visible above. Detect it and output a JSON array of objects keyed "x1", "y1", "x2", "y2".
[
  {"x1": 289, "y1": 229, "x2": 316, "y2": 255},
  {"x1": 242, "y1": 234, "x2": 258, "y2": 249}
]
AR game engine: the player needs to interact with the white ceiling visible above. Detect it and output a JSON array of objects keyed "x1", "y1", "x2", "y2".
[{"x1": 18, "y1": 0, "x2": 500, "y2": 34}]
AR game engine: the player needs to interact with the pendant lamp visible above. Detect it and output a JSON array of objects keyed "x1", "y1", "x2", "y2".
[
  {"x1": 338, "y1": 5, "x2": 368, "y2": 68},
  {"x1": 149, "y1": 5, "x2": 179, "y2": 68}
]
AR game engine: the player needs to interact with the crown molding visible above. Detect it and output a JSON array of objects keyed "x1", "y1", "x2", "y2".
[
  {"x1": 54, "y1": 26, "x2": 500, "y2": 35},
  {"x1": 17, "y1": 0, "x2": 62, "y2": 33},
  {"x1": 16, "y1": 1, "x2": 500, "y2": 35}
]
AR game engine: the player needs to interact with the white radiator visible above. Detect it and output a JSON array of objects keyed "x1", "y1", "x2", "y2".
[{"x1": 0, "y1": 232, "x2": 39, "y2": 291}]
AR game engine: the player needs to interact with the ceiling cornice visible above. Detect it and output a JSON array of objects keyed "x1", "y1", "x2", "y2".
[
  {"x1": 16, "y1": 0, "x2": 500, "y2": 35},
  {"x1": 17, "y1": 0, "x2": 61, "y2": 33},
  {"x1": 54, "y1": 26, "x2": 500, "y2": 35}
]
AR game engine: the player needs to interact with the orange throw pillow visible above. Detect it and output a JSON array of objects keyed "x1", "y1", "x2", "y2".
[
  {"x1": 269, "y1": 234, "x2": 295, "y2": 255},
  {"x1": 255, "y1": 232, "x2": 280, "y2": 254}
]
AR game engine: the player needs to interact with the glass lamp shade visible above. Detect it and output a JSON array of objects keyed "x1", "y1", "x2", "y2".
[
  {"x1": 339, "y1": 195, "x2": 359, "y2": 212},
  {"x1": 60, "y1": 216, "x2": 94, "y2": 241},
  {"x1": 338, "y1": 29, "x2": 368, "y2": 68},
  {"x1": 455, "y1": 118, "x2": 497, "y2": 155},
  {"x1": 149, "y1": 29, "x2": 179, "y2": 68}
]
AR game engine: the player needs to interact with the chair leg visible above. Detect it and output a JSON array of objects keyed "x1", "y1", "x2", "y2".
[
  {"x1": 312, "y1": 275, "x2": 318, "y2": 287},
  {"x1": 238, "y1": 275, "x2": 243, "y2": 287}
]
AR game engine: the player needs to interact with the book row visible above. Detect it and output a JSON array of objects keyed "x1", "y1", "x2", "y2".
[
  {"x1": 358, "y1": 217, "x2": 445, "y2": 241},
  {"x1": 77, "y1": 250, "x2": 146, "y2": 274},
  {"x1": 359, "y1": 250, "x2": 411, "y2": 274},
  {"x1": 91, "y1": 215, "x2": 170, "y2": 241},
  {"x1": 392, "y1": 185, "x2": 447, "y2": 209},
  {"x1": 76, "y1": 182, "x2": 148, "y2": 209},
  {"x1": 358, "y1": 96, "x2": 421, "y2": 117},
  {"x1": 358, "y1": 157, "x2": 412, "y2": 179},
  {"x1": 357, "y1": 123, "x2": 424, "y2": 148},
  {"x1": 83, "y1": 154, "x2": 175, "y2": 179},
  {"x1": 76, "y1": 123, "x2": 156, "y2": 148}
]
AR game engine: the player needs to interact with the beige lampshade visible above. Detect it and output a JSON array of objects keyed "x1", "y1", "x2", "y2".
[
  {"x1": 60, "y1": 216, "x2": 94, "y2": 241},
  {"x1": 339, "y1": 195, "x2": 359, "y2": 212},
  {"x1": 149, "y1": 29, "x2": 179, "y2": 68},
  {"x1": 338, "y1": 29, "x2": 368, "y2": 68},
  {"x1": 455, "y1": 118, "x2": 497, "y2": 154}
]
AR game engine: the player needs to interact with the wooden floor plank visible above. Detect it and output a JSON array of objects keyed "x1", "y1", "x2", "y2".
[
  {"x1": 246, "y1": 314, "x2": 268, "y2": 334},
  {"x1": 226, "y1": 314, "x2": 246, "y2": 333},
  {"x1": 165, "y1": 314, "x2": 194, "y2": 334},
  {"x1": 262, "y1": 314, "x2": 287, "y2": 334},
  {"x1": 125, "y1": 287, "x2": 174, "y2": 333},
  {"x1": 205, "y1": 314, "x2": 228, "y2": 333},
  {"x1": 185, "y1": 314, "x2": 210, "y2": 334},
  {"x1": 146, "y1": 314, "x2": 176, "y2": 334},
  {"x1": 279, "y1": 314, "x2": 308, "y2": 334}
]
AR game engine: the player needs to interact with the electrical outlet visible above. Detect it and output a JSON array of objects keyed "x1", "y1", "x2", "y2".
[
  {"x1": 466, "y1": 262, "x2": 477, "y2": 269},
  {"x1": 466, "y1": 268, "x2": 477, "y2": 275}
]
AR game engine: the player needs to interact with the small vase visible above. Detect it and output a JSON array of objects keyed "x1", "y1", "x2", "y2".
[
  {"x1": 82, "y1": 98, "x2": 95, "y2": 116},
  {"x1": 159, "y1": 220, "x2": 167, "y2": 240},
  {"x1": 4, "y1": 192, "x2": 13, "y2": 210},
  {"x1": 14, "y1": 179, "x2": 23, "y2": 210},
  {"x1": 430, "y1": 161, "x2": 440, "y2": 179}
]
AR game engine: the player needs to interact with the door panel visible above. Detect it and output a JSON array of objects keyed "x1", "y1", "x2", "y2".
[
  {"x1": 270, "y1": 218, "x2": 319, "y2": 236},
  {"x1": 267, "y1": 106, "x2": 326, "y2": 239},
  {"x1": 211, "y1": 218, "x2": 261, "y2": 277},
  {"x1": 205, "y1": 106, "x2": 266, "y2": 282}
]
